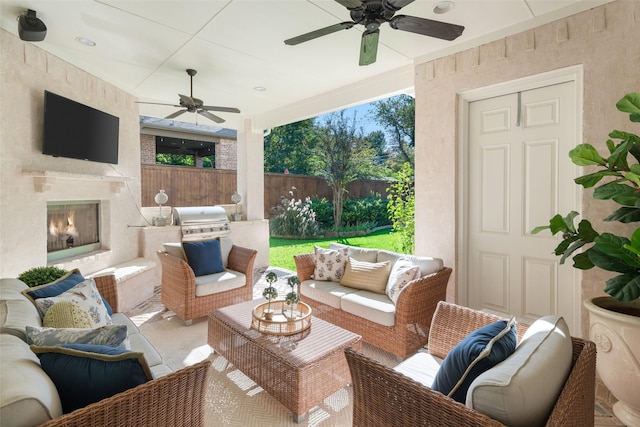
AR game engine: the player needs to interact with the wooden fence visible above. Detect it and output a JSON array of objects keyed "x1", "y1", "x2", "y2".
[{"x1": 141, "y1": 165, "x2": 392, "y2": 217}]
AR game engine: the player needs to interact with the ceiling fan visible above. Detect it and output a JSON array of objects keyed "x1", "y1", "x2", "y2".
[
  {"x1": 139, "y1": 68, "x2": 240, "y2": 124},
  {"x1": 284, "y1": 0, "x2": 464, "y2": 66}
]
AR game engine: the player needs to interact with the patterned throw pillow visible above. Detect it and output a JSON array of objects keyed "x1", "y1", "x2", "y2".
[
  {"x1": 313, "y1": 245, "x2": 349, "y2": 282},
  {"x1": 34, "y1": 278, "x2": 112, "y2": 327},
  {"x1": 385, "y1": 258, "x2": 421, "y2": 304},
  {"x1": 25, "y1": 325, "x2": 128, "y2": 348},
  {"x1": 42, "y1": 300, "x2": 95, "y2": 328}
]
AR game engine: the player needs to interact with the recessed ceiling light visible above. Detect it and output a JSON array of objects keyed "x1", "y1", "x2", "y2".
[
  {"x1": 433, "y1": 1, "x2": 455, "y2": 14},
  {"x1": 253, "y1": 86, "x2": 266, "y2": 92},
  {"x1": 75, "y1": 37, "x2": 96, "y2": 47}
]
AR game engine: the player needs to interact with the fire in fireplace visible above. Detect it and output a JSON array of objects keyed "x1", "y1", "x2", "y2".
[{"x1": 47, "y1": 201, "x2": 100, "y2": 262}]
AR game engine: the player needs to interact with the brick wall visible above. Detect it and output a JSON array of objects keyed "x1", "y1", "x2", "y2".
[
  {"x1": 140, "y1": 134, "x2": 156, "y2": 165},
  {"x1": 215, "y1": 138, "x2": 236, "y2": 170}
]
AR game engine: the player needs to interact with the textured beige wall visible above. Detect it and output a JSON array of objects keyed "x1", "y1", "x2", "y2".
[
  {"x1": 0, "y1": 29, "x2": 143, "y2": 277},
  {"x1": 414, "y1": 0, "x2": 640, "y2": 333}
]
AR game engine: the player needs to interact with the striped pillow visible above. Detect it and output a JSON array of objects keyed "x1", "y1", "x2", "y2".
[{"x1": 340, "y1": 257, "x2": 391, "y2": 294}]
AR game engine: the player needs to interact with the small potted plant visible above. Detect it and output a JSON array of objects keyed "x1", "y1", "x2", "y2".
[
  {"x1": 262, "y1": 271, "x2": 279, "y2": 320},
  {"x1": 18, "y1": 266, "x2": 68, "y2": 287},
  {"x1": 284, "y1": 276, "x2": 301, "y2": 319}
]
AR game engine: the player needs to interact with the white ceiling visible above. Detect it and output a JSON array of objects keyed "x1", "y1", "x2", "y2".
[{"x1": 0, "y1": 0, "x2": 612, "y2": 131}]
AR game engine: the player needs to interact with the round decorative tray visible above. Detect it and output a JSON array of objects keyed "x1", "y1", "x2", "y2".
[{"x1": 251, "y1": 300, "x2": 312, "y2": 336}]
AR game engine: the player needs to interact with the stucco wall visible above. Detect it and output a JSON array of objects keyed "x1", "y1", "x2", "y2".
[
  {"x1": 414, "y1": 0, "x2": 640, "y2": 335},
  {"x1": 0, "y1": 29, "x2": 143, "y2": 277}
]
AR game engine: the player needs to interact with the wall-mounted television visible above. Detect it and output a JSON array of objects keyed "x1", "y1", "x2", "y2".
[{"x1": 42, "y1": 90, "x2": 119, "y2": 164}]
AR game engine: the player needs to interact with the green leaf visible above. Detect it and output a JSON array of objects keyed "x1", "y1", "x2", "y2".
[
  {"x1": 625, "y1": 228, "x2": 640, "y2": 257},
  {"x1": 575, "y1": 171, "x2": 620, "y2": 188},
  {"x1": 588, "y1": 247, "x2": 635, "y2": 273},
  {"x1": 569, "y1": 144, "x2": 606, "y2": 166},
  {"x1": 577, "y1": 220, "x2": 599, "y2": 242},
  {"x1": 560, "y1": 211, "x2": 579, "y2": 234},
  {"x1": 559, "y1": 239, "x2": 586, "y2": 264},
  {"x1": 607, "y1": 139, "x2": 632, "y2": 170},
  {"x1": 630, "y1": 113, "x2": 640, "y2": 123},
  {"x1": 604, "y1": 207, "x2": 640, "y2": 223},
  {"x1": 572, "y1": 251, "x2": 594, "y2": 270},
  {"x1": 554, "y1": 235, "x2": 578, "y2": 256},
  {"x1": 616, "y1": 93, "x2": 640, "y2": 115},
  {"x1": 604, "y1": 273, "x2": 640, "y2": 302},
  {"x1": 625, "y1": 171, "x2": 640, "y2": 187},
  {"x1": 531, "y1": 225, "x2": 549, "y2": 234},
  {"x1": 593, "y1": 183, "x2": 639, "y2": 206},
  {"x1": 610, "y1": 130, "x2": 640, "y2": 144},
  {"x1": 592, "y1": 233, "x2": 640, "y2": 270}
]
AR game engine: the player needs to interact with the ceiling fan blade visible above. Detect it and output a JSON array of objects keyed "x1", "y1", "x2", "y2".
[
  {"x1": 384, "y1": 0, "x2": 415, "y2": 10},
  {"x1": 202, "y1": 105, "x2": 241, "y2": 113},
  {"x1": 136, "y1": 101, "x2": 181, "y2": 108},
  {"x1": 285, "y1": 22, "x2": 355, "y2": 45},
  {"x1": 359, "y1": 29, "x2": 379, "y2": 66},
  {"x1": 178, "y1": 94, "x2": 197, "y2": 107},
  {"x1": 390, "y1": 15, "x2": 464, "y2": 41},
  {"x1": 334, "y1": 0, "x2": 364, "y2": 9},
  {"x1": 166, "y1": 109, "x2": 187, "y2": 119},
  {"x1": 198, "y1": 110, "x2": 225, "y2": 124}
]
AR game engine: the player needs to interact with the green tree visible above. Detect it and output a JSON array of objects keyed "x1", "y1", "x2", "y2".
[
  {"x1": 156, "y1": 153, "x2": 194, "y2": 166},
  {"x1": 387, "y1": 162, "x2": 415, "y2": 253},
  {"x1": 264, "y1": 119, "x2": 318, "y2": 174},
  {"x1": 315, "y1": 111, "x2": 379, "y2": 228},
  {"x1": 372, "y1": 94, "x2": 415, "y2": 167}
]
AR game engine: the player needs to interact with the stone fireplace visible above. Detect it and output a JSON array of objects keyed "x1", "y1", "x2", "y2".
[{"x1": 47, "y1": 201, "x2": 101, "y2": 262}]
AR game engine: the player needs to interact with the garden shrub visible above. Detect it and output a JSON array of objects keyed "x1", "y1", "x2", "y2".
[{"x1": 269, "y1": 188, "x2": 321, "y2": 238}]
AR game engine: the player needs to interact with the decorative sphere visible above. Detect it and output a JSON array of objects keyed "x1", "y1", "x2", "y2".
[
  {"x1": 231, "y1": 192, "x2": 242, "y2": 204},
  {"x1": 154, "y1": 190, "x2": 168, "y2": 205}
]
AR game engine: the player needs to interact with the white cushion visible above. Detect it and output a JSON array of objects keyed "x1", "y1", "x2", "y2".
[
  {"x1": 385, "y1": 258, "x2": 421, "y2": 304},
  {"x1": 329, "y1": 242, "x2": 379, "y2": 262},
  {"x1": 313, "y1": 245, "x2": 349, "y2": 282},
  {"x1": 466, "y1": 315, "x2": 573, "y2": 427},
  {"x1": 163, "y1": 242, "x2": 185, "y2": 260},
  {"x1": 0, "y1": 299, "x2": 42, "y2": 340},
  {"x1": 299, "y1": 280, "x2": 357, "y2": 309},
  {"x1": 394, "y1": 351, "x2": 444, "y2": 388},
  {"x1": 340, "y1": 290, "x2": 396, "y2": 327},
  {"x1": 111, "y1": 312, "x2": 141, "y2": 336},
  {"x1": 377, "y1": 250, "x2": 443, "y2": 278},
  {"x1": 0, "y1": 278, "x2": 29, "y2": 299},
  {"x1": 0, "y1": 334, "x2": 62, "y2": 426},
  {"x1": 194, "y1": 269, "x2": 246, "y2": 296}
]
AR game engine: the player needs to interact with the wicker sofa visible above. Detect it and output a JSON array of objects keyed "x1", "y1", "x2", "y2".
[
  {"x1": 157, "y1": 237, "x2": 257, "y2": 325},
  {"x1": 294, "y1": 243, "x2": 452, "y2": 358},
  {"x1": 345, "y1": 301, "x2": 597, "y2": 427},
  {"x1": 0, "y1": 274, "x2": 211, "y2": 427}
]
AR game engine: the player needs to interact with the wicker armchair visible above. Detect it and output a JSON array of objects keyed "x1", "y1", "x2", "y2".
[
  {"x1": 157, "y1": 244, "x2": 257, "y2": 324},
  {"x1": 39, "y1": 275, "x2": 212, "y2": 427},
  {"x1": 294, "y1": 252, "x2": 452, "y2": 358},
  {"x1": 345, "y1": 301, "x2": 597, "y2": 427}
]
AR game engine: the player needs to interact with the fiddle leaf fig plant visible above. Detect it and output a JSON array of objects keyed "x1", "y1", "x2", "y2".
[{"x1": 532, "y1": 92, "x2": 640, "y2": 303}]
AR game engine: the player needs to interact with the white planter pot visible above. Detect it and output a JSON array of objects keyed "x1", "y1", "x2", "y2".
[{"x1": 585, "y1": 297, "x2": 640, "y2": 427}]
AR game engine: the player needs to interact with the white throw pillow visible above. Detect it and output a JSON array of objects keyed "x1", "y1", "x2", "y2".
[
  {"x1": 385, "y1": 258, "x2": 421, "y2": 304},
  {"x1": 34, "y1": 278, "x2": 112, "y2": 327},
  {"x1": 313, "y1": 245, "x2": 348, "y2": 282},
  {"x1": 465, "y1": 315, "x2": 573, "y2": 427}
]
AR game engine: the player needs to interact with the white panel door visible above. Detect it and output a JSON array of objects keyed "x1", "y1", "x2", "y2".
[{"x1": 467, "y1": 81, "x2": 579, "y2": 331}]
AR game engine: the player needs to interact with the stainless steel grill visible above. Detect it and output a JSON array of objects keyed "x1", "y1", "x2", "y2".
[{"x1": 172, "y1": 206, "x2": 231, "y2": 242}]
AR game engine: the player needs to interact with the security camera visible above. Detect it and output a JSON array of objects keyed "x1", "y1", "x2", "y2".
[{"x1": 18, "y1": 9, "x2": 47, "y2": 42}]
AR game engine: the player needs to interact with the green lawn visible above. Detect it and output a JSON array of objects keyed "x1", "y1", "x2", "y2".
[{"x1": 269, "y1": 228, "x2": 398, "y2": 271}]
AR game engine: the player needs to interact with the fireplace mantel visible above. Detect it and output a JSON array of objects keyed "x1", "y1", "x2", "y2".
[{"x1": 22, "y1": 169, "x2": 136, "y2": 193}]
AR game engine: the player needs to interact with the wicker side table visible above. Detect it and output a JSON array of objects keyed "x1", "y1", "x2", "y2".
[{"x1": 208, "y1": 298, "x2": 362, "y2": 423}]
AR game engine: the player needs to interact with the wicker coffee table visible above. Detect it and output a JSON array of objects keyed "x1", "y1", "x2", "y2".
[{"x1": 207, "y1": 298, "x2": 362, "y2": 422}]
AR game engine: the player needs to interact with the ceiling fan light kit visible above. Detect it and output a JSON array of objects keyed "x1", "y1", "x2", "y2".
[
  {"x1": 138, "y1": 68, "x2": 240, "y2": 124},
  {"x1": 284, "y1": 0, "x2": 464, "y2": 66}
]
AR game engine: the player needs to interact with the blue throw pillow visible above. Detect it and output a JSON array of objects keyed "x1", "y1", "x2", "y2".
[
  {"x1": 182, "y1": 239, "x2": 224, "y2": 276},
  {"x1": 23, "y1": 271, "x2": 113, "y2": 316},
  {"x1": 432, "y1": 318, "x2": 517, "y2": 403},
  {"x1": 31, "y1": 343, "x2": 152, "y2": 414}
]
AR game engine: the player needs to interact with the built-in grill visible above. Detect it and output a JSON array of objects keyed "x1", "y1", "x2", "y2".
[{"x1": 172, "y1": 206, "x2": 231, "y2": 242}]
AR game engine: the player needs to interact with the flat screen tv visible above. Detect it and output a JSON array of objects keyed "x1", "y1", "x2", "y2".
[{"x1": 43, "y1": 90, "x2": 119, "y2": 164}]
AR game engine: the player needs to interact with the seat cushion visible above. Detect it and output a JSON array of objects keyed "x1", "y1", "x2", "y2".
[
  {"x1": 300, "y1": 280, "x2": 357, "y2": 309},
  {"x1": 340, "y1": 290, "x2": 396, "y2": 327},
  {"x1": 432, "y1": 318, "x2": 517, "y2": 403},
  {"x1": 466, "y1": 315, "x2": 573, "y2": 427},
  {"x1": 394, "y1": 351, "x2": 444, "y2": 388},
  {"x1": 0, "y1": 334, "x2": 62, "y2": 427},
  {"x1": 194, "y1": 269, "x2": 246, "y2": 297},
  {"x1": 340, "y1": 257, "x2": 391, "y2": 294}
]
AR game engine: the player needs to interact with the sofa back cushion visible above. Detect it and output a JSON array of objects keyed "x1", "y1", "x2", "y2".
[
  {"x1": 465, "y1": 315, "x2": 573, "y2": 427},
  {"x1": 329, "y1": 242, "x2": 378, "y2": 263},
  {"x1": 340, "y1": 257, "x2": 391, "y2": 294},
  {"x1": 377, "y1": 250, "x2": 443, "y2": 278}
]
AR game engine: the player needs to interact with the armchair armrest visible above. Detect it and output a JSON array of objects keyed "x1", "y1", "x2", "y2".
[
  {"x1": 293, "y1": 253, "x2": 315, "y2": 282},
  {"x1": 345, "y1": 347, "x2": 503, "y2": 427},
  {"x1": 93, "y1": 274, "x2": 119, "y2": 313},
  {"x1": 394, "y1": 267, "x2": 452, "y2": 327},
  {"x1": 39, "y1": 359, "x2": 211, "y2": 427},
  {"x1": 227, "y1": 245, "x2": 258, "y2": 285}
]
